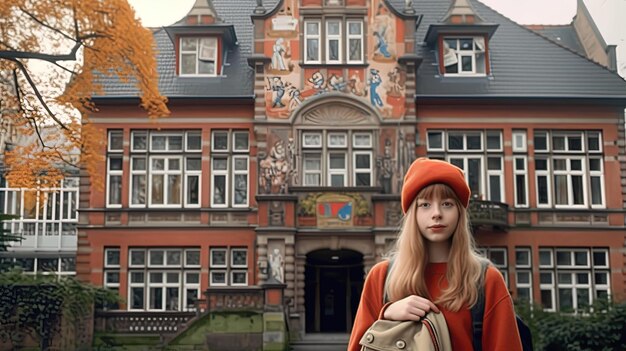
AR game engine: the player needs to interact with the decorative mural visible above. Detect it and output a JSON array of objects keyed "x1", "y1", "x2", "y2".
[
  {"x1": 297, "y1": 192, "x2": 372, "y2": 228},
  {"x1": 263, "y1": 0, "x2": 407, "y2": 119}
]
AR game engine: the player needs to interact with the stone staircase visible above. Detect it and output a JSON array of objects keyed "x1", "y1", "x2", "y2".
[{"x1": 290, "y1": 333, "x2": 349, "y2": 351}]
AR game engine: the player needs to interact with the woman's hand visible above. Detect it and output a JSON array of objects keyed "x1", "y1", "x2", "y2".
[{"x1": 383, "y1": 295, "x2": 441, "y2": 321}]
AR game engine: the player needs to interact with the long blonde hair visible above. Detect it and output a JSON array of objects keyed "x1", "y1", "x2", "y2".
[{"x1": 386, "y1": 184, "x2": 486, "y2": 311}]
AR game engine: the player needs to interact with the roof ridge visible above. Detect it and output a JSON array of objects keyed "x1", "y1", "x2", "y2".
[{"x1": 473, "y1": 0, "x2": 626, "y2": 83}]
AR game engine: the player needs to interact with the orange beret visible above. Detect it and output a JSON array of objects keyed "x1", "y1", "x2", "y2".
[{"x1": 401, "y1": 158, "x2": 471, "y2": 213}]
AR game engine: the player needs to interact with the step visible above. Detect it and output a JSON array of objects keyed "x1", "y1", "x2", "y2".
[{"x1": 290, "y1": 333, "x2": 349, "y2": 351}]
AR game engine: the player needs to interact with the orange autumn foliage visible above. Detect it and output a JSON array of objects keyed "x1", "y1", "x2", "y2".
[{"x1": 0, "y1": 0, "x2": 169, "y2": 189}]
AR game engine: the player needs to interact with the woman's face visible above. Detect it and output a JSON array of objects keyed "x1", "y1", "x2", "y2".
[{"x1": 415, "y1": 195, "x2": 459, "y2": 243}]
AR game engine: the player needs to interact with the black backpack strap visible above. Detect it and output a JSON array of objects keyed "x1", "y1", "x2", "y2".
[
  {"x1": 471, "y1": 260, "x2": 489, "y2": 351},
  {"x1": 383, "y1": 258, "x2": 393, "y2": 304}
]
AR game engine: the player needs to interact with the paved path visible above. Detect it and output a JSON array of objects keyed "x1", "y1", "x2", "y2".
[{"x1": 290, "y1": 333, "x2": 349, "y2": 351}]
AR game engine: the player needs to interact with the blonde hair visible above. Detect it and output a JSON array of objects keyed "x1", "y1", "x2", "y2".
[{"x1": 386, "y1": 183, "x2": 486, "y2": 311}]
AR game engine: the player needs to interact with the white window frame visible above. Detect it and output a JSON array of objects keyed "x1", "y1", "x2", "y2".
[
  {"x1": 515, "y1": 271, "x2": 533, "y2": 304},
  {"x1": 448, "y1": 155, "x2": 485, "y2": 200},
  {"x1": 513, "y1": 156, "x2": 529, "y2": 208},
  {"x1": 230, "y1": 248, "x2": 248, "y2": 268},
  {"x1": 303, "y1": 132, "x2": 323, "y2": 148},
  {"x1": 149, "y1": 132, "x2": 184, "y2": 152},
  {"x1": 232, "y1": 156, "x2": 249, "y2": 207},
  {"x1": 233, "y1": 131, "x2": 250, "y2": 152},
  {"x1": 148, "y1": 156, "x2": 183, "y2": 207},
  {"x1": 106, "y1": 157, "x2": 123, "y2": 208},
  {"x1": 328, "y1": 152, "x2": 348, "y2": 187},
  {"x1": 352, "y1": 132, "x2": 372, "y2": 148},
  {"x1": 486, "y1": 156, "x2": 504, "y2": 203},
  {"x1": 184, "y1": 157, "x2": 202, "y2": 208},
  {"x1": 588, "y1": 157, "x2": 605, "y2": 208},
  {"x1": 129, "y1": 156, "x2": 147, "y2": 207},
  {"x1": 108, "y1": 130, "x2": 124, "y2": 152},
  {"x1": 534, "y1": 131, "x2": 549, "y2": 153},
  {"x1": 210, "y1": 248, "x2": 228, "y2": 268},
  {"x1": 104, "y1": 248, "x2": 121, "y2": 268},
  {"x1": 447, "y1": 131, "x2": 483, "y2": 152},
  {"x1": 353, "y1": 151, "x2": 373, "y2": 187},
  {"x1": 535, "y1": 157, "x2": 552, "y2": 208},
  {"x1": 426, "y1": 130, "x2": 444, "y2": 151},
  {"x1": 304, "y1": 20, "x2": 322, "y2": 64},
  {"x1": 185, "y1": 131, "x2": 202, "y2": 152},
  {"x1": 442, "y1": 36, "x2": 486, "y2": 76},
  {"x1": 539, "y1": 271, "x2": 556, "y2": 312},
  {"x1": 211, "y1": 130, "x2": 229, "y2": 152},
  {"x1": 303, "y1": 153, "x2": 322, "y2": 186},
  {"x1": 179, "y1": 37, "x2": 218, "y2": 77},
  {"x1": 184, "y1": 249, "x2": 201, "y2": 268},
  {"x1": 552, "y1": 131, "x2": 584, "y2": 153},
  {"x1": 555, "y1": 249, "x2": 590, "y2": 269},
  {"x1": 327, "y1": 132, "x2": 348, "y2": 148},
  {"x1": 131, "y1": 131, "x2": 148, "y2": 152},
  {"x1": 539, "y1": 248, "x2": 554, "y2": 268},
  {"x1": 346, "y1": 20, "x2": 364, "y2": 64},
  {"x1": 552, "y1": 157, "x2": 587, "y2": 208},
  {"x1": 587, "y1": 131, "x2": 602, "y2": 153},
  {"x1": 230, "y1": 270, "x2": 248, "y2": 286},
  {"x1": 485, "y1": 131, "x2": 503, "y2": 152},
  {"x1": 211, "y1": 157, "x2": 229, "y2": 208},
  {"x1": 128, "y1": 270, "x2": 146, "y2": 311},
  {"x1": 512, "y1": 130, "x2": 527, "y2": 153},
  {"x1": 325, "y1": 19, "x2": 342, "y2": 63},
  {"x1": 129, "y1": 249, "x2": 146, "y2": 268},
  {"x1": 515, "y1": 248, "x2": 532, "y2": 268},
  {"x1": 210, "y1": 270, "x2": 228, "y2": 286},
  {"x1": 184, "y1": 272, "x2": 201, "y2": 311}
]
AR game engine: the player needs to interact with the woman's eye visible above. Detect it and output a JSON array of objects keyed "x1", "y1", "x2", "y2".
[
  {"x1": 442, "y1": 202, "x2": 454, "y2": 207},
  {"x1": 418, "y1": 203, "x2": 430, "y2": 207}
]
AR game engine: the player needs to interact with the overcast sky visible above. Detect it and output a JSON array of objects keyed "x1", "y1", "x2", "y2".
[{"x1": 127, "y1": 0, "x2": 625, "y2": 77}]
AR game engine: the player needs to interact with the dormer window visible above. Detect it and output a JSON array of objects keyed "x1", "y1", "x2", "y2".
[
  {"x1": 180, "y1": 37, "x2": 218, "y2": 76},
  {"x1": 442, "y1": 36, "x2": 487, "y2": 75}
]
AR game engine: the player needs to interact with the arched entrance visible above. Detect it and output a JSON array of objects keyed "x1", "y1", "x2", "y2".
[{"x1": 305, "y1": 249, "x2": 364, "y2": 333}]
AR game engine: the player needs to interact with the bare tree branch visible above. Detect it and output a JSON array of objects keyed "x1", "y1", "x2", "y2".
[
  {"x1": 11, "y1": 59, "x2": 69, "y2": 131},
  {"x1": 19, "y1": 6, "x2": 76, "y2": 43}
]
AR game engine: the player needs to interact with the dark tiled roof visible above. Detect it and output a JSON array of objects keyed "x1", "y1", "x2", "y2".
[
  {"x1": 95, "y1": 0, "x2": 279, "y2": 98},
  {"x1": 413, "y1": 0, "x2": 626, "y2": 99},
  {"x1": 527, "y1": 25, "x2": 585, "y2": 56}
]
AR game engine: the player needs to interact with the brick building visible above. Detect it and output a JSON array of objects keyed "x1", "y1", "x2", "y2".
[{"x1": 74, "y1": 0, "x2": 626, "y2": 339}]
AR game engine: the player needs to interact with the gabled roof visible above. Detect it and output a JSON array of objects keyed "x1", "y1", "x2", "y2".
[
  {"x1": 94, "y1": 0, "x2": 279, "y2": 99},
  {"x1": 414, "y1": 0, "x2": 626, "y2": 100},
  {"x1": 526, "y1": 25, "x2": 585, "y2": 56}
]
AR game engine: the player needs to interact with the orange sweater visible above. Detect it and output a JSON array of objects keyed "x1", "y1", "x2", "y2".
[{"x1": 348, "y1": 260, "x2": 522, "y2": 351}]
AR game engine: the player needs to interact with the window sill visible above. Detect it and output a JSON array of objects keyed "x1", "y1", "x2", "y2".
[{"x1": 299, "y1": 62, "x2": 369, "y2": 68}]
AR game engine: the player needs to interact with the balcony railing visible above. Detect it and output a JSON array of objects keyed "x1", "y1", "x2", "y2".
[
  {"x1": 468, "y1": 199, "x2": 509, "y2": 230},
  {"x1": 94, "y1": 311, "x2": 195, "y2": 334}
]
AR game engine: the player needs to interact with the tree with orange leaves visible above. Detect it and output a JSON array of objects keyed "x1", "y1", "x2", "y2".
[{"x1": 0, "y1": 0, "x2": 169, "y2": 190}]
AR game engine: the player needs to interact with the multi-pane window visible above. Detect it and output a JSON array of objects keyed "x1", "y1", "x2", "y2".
[
  {"x1": 534, "y1": 131, "x2": 604, "y2": 208},
  {"x1": 179, "y1": 37, "x2": 218, "y2": 76},
  {"x1": 442, "y1": 36, "x2": 486, "y2": 75},
  {"x1": 515, "y1": 248, "x2": 532, "y2": 304},
  {"x1": 0, "y1": 255, "x2": 76, "y2": 278},
  {"x1": 513, "y1": 157, "x2": 528, "y2": 207},
  {"x1": 127, "y1": 248, "x2": 201, "y2": 311},
  {"x1": 209, "y1": 247, "x2": 248, "y2": 286},
  {"x1": 427, "y1": 130, "x2": 503, "y2": 202},
  {"x1": 479, "y1": 247, "x2": 508, "y2": 285},
  {"x1": 210, "y1": 131, "x2": 249, "y2": 208},
  {"x1": 538, "y1": 248, "x2": 610, "y2": 312},
  {"x1": 107, "y1": 130, "x2": 124, "y2": 207},
  {"x1": 1, "y1": 178, "x2": 79, "y2": 239},
  {"x1": 103, "y1": 248, "x2": 121, "y2": 309},
  {"x1": 301, "y1": 131, "x2": 373, "y2": 186},
  {"x1": 127, "y1": 130, "x2": 202, "y2": 208},
  {"x1": 304, "y1": 19, "x2": 364, "y2": 64}
]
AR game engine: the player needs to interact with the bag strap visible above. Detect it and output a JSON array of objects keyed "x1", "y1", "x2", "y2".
[{"x1": 471, "y1": 260, "x2": 489, "y2": 351}]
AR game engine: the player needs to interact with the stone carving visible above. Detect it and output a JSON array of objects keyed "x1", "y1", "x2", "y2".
[
  {"x1": 377, "y1": 138, "x2": 394, "y2": 194},
  {"x1": 259, "y1": 139, "x2": 291, "y2": 194},
  {"x1": 268, "y1": 248, "x2": 285, "y2": 283}
]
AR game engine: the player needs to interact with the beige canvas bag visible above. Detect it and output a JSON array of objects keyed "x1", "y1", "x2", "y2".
[{"x1": 358, "y1": 312, "x2": 452, "y2": 351}]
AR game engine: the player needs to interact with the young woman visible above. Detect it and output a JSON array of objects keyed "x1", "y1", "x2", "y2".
[{"x1": 348, "y1": 158, "x2": 522, "y2": 350}]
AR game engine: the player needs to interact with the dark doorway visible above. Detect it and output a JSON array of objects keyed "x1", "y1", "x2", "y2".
[{"x1": 305, "y1": 249, "x2": 364, "y2": 333}]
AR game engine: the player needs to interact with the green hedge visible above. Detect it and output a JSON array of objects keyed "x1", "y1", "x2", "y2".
[{"x1": 516, "y1": 300, "x2": 626, "y2": 351}]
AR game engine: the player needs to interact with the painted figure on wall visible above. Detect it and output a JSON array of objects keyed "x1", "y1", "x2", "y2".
[
  {"x1": 386, "y1": 66, "x2": 406, "y2": 97},
  {"x1": 268, "y1": 77, "x2": 286, "y2": 108},
  {"x1": 328, "y1": 74, "x2": 348, "y2": 92},
  {"x1": 288, "y1": 86, "x2": 302, "y2": 111},
  {"x1": 372, "y1": 2, "x2": 396, "y2": 61},
  {"x1": 368, "y1": 69, "x2": 384, "y2": 108},
  {"x1": 307, "y1": 71, "x2": 326, "y2": 94},
  {"x1": 349, "y1": 72, "x2": 367, "y2": 97}
]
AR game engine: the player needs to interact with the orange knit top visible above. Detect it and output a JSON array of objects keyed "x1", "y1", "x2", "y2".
[{"x1": 348, "y1": 260, "x2": 522, "y2": 351}]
